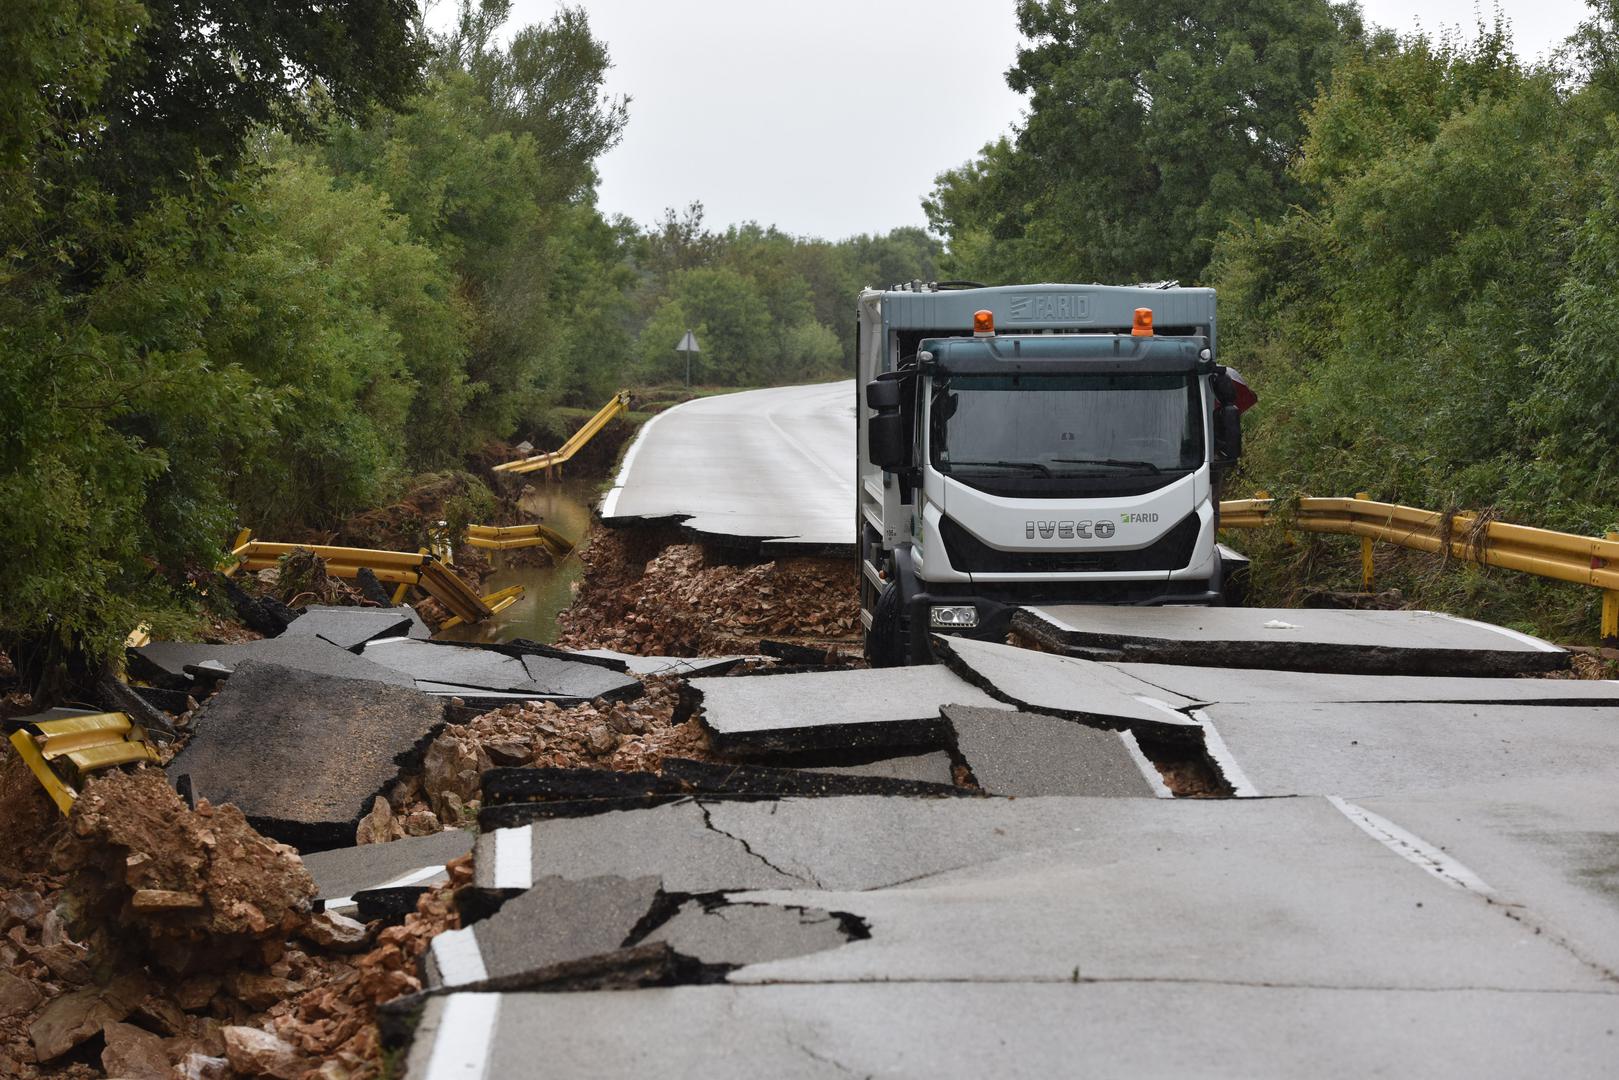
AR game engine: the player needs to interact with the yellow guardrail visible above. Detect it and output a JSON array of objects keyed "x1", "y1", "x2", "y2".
[
  {"x1": 494, "y1": 391, "x2": 632, "y2": 477},
  {"x1": 465, "y1": 522, "x2": 574, "y2": 556},
  {"x1": 8, "y1": 712, "x2": 160, "y2": 815},
  {"x1": 222, "y1": 538, "x2": 519, "y2": 626},
  {"x1": 1219, "y1": 493, "x2": 1619, "y2": 639}
]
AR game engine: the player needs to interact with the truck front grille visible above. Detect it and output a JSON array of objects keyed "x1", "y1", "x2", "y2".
[{"x1": 940, "y1": 512, "x2": 1202, "y2": 575}]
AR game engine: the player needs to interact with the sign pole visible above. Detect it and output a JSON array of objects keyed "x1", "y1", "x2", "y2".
[{"x1": 676, "y1": 329, "x2": 700, "y2": 388}]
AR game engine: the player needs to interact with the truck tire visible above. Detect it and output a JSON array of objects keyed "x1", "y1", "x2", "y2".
[{"x1": 865, "y1": 581, "x2": 909, "y2": 668}]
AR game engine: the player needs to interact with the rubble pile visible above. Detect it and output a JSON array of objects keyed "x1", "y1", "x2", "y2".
[
  {"x1": 376, "y1": 675, "x2": 709, "y2": 836},
  {"x1": 263, "y1": 860, "x2": 467, "y2": 1079},
  {"x1": 0, "y1": 766, "x2": 481, "y2": 1079},
  {"x1": 558, "y1": 527, "x2": 859, "y2": 654}
]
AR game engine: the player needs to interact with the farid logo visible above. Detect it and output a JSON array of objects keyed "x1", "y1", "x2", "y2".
[{"x1": 1007, "y1": 294, "x2": 1091, "y2": 322}]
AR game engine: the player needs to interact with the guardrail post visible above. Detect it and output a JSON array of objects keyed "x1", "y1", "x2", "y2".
[
  {"x1": 1604, "y1": 532, "x2": 1619, "y2": 644},
  {"x1": 1355, "y1": 492, "x2": 1374, "y2": 590}
]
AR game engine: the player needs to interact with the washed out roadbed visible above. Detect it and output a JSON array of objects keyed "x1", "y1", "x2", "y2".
[
  {"x1": 0, "y1": 515, "x2": 868, "y2": 1077},
  {"x1": 556, "y1": 523, "x2": 860, "y2": 657}
]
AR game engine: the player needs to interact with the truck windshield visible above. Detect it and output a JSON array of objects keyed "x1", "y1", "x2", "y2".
[{"x1": 929, "y1": 373, "x2": 1203, "y2": 478}]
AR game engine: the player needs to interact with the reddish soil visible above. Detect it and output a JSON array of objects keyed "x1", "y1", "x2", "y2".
[{"x1": 556, "y1": 525, "x2": 860, "y2": 655}]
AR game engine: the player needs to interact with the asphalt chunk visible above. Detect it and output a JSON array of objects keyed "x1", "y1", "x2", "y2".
[
  {"x1": 280, "y1": 605, "x2": 415, "y2": 652},
  {"x1": 690, "y1": 665, "x2": 1011, "y2": 753},
  {"x1": 425, "y1": 875, "x2": 663, "y2": 989},
  {"x1": 943, "y1": 704, "x2": 1161, "y2": 797},
  {"x1": 1015, "y1": 605, "x2": 1568, "y2": 676},
  {"x1": 166, "y1": 660, "x2": 447, "y2": 851},
  {"x1": 933, "y1": 636, "x2": 1198, "y2": 736},
  {"x1": 643, "y1": 900, "x2": 856, "y2": 968},
  {"x1": 132, "y1": 636, "x2": 416, "y2": 690}
]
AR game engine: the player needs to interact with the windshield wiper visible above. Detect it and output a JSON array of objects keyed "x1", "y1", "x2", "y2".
[
  {"x1": 944, "y1": 459, "x2": 1053, "y2": 477},
  {"x1": 1050, "y1": 457, "x2": 1163, "y2": 475}
]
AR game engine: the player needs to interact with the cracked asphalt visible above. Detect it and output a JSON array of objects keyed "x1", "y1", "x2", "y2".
[{"x1": 396, "y1": 389, "x2": 1619, "y2": 1078}]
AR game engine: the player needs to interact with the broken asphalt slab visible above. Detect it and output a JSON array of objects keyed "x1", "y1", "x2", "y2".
[
  {"x1": 1111, "y1": 660, "x2": 1619, "y2": 706},
  {"x1": 300, "y1": 829, "x2": 473, "y2": 914},
  {"x1": 718, "y1": 797, "x2": 1608, "y2": 993},
  {"x1": 476, "y1": 760, "x2": 966, "y2": 829},
  {"x1": 470, "y1": 794, "x2": 1223, "y2": 895},
  {"x1": 943, "y1": 704, "x2": 1166, "y2": 798},
  {"x1": 471, "y1": 794, "x2": 1614, "y2": 993},
  {"x1": 280, "y1": 605, "x2": 416, "y2": 651},
  {"x1": 165, "y1": 661, "x2": 447, "y2": 851},
  {"x1": 1196, "y1": 701, "x2": 1619, "y2": 801},
  {"x1": 424, "y1": 795, "x2": 1619, "y2": 1075},
  {"x1": 932, "y1": 635, "x2": 1199, "y2": 737},
  {"x1": 131, "y1": 636, "x2": 416, "y2": 690},
  {"x1": 574, "y1": 649, "x2": 751, "y2": 677},
  {"x1": 425, "y1": 875, "x2": 662, "y2": 990},
  {"x1": 1013, "y1": 605, "x2": 1568, "y2": 676},
  {"x1": 359, "y1": 638, "x2": 641, "y2": 701},
  {"x1": 404, "y1": 983, "x2": 1619, "y2": 1080},
  {"x1": 688, "y1": 665, "x2": 1011, "y2": 753},
  {"x1": 642, "y1": 899, "x2": 857, "y2": 968},
  {"x1": 791, "y1": 749, "x2": 956, "y2": 786}
]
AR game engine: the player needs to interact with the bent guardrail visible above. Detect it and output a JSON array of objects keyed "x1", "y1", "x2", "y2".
[
  {"x1": 494, "y1": 390, "x2": 632, "y2": 477},
  {"x1": 1219, "y1": 493, "x2": 1619, "y2": 641},
  {"x1": 223, "y1": 538, "x2": 520, "y2": 626},
  {"x1": 465, "y1": 522, "x2": 573, "y2": 555}
]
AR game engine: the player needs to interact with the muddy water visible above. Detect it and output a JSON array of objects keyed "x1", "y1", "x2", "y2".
[{"x1": 438, "y1": 480, "x2": 598, "y2": 645}]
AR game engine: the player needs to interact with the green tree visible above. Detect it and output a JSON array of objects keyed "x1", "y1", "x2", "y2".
[
  {"x1": 636, "y1": 268, "x2": 773, "y2": 385},
  {"x1": 929, "y1": 0, "x2": 1361, "y2": 284}
]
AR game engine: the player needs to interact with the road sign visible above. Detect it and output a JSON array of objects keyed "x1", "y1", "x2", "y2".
[{"x1": 677, "y1": 329, "x2": 700, "y2": 385}]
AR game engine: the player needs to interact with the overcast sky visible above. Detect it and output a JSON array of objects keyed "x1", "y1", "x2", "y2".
[{"x1": 476, "y1": 0, "x2": 1596, "y2": 240}]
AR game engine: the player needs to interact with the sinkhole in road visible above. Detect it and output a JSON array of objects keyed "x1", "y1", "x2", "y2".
[{"x1": 1132, "y1": 731, "x2": 1234, "y2": 797}]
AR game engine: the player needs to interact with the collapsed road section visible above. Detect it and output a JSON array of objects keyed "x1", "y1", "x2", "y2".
[
  {"x1": 390, "y1": 631, "x2": 1619, "y2": 1078},
  {"x1": 8, "y1": 593, "x2": 1619, "y2": 1078}
]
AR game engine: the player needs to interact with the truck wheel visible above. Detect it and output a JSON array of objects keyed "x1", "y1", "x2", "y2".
[{"x1": 865, "y1": 581, "x2": 908, "y2": 668}]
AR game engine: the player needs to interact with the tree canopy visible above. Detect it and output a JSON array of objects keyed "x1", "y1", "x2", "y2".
[{"x1": 926, "y1": 0, "x2": 1362, "y2": 284}]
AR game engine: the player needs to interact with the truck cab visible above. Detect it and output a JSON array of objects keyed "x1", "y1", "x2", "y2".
[{"x1": 856, "y1": 282, "x2": 1250, "y2": 665}]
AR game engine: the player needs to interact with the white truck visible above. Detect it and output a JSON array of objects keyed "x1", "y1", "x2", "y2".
[{"x1": 856, "y1": 281, "x2": 1253, "y2": 665}]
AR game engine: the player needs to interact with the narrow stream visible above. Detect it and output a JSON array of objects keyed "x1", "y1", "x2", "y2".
[{"x1": 438, "y1": 479, "x2": 599, "y2": 645}]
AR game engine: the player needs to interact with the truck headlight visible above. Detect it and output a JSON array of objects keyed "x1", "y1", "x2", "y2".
[{"x1": 929, "y1": 605, "x2": 979, "y2": 629}]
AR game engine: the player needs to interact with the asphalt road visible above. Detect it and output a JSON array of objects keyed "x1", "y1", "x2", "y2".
[{"x1": 600, "y1": 381, "x2": 856, "y2": 552}]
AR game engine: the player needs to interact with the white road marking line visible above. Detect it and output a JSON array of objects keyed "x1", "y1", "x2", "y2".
[
  {"x1": 492, "y1": 825, "x2": 533, "y2": 891},
  {"x1": 1429, "y1": 611, "x2": 1563, "y2": 653},
  {"x1": 423, "y1": 992, "x2": 500, "y2": 1080},
  {"x1": 1116, "y1": 730, "x2": 1173, "y2": 798},
  {"x1": 1189, "y1": 709, "x2": 1259, "y2": 797},
  {"x1": 430, "y1": 927, "x2": 490, "y2": 987},
  {"x1": 1327, "y1": 795, "x2": 1496, "y2": 896},
  {"x1": 598, "y1": 397, "x2": 693, "y2": 519},
  {"x1": 763, "y1": 394, "x2": 848, "y2": 487},
  {"x1": 322, "y1": 862, "x2": 449, "y2": 913}
]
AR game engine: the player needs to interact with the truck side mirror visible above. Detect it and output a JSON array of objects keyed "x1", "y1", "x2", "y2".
[
  {"x1": 866, "y1": 377, "x2": 910, "y2": 470},
  {"x1": 866, "y1": 379, "x2": 902, "y2": 410},
  {"x1": 1216, "y1": 404, "x2": 1242, "y2": 461}
]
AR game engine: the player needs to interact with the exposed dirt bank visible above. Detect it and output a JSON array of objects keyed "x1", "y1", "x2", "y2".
[{"x1": 556, "y1": 524, "x2": 861, "y2": 656}]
